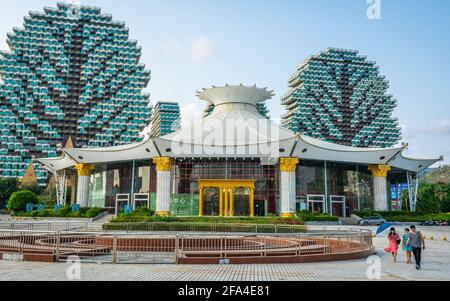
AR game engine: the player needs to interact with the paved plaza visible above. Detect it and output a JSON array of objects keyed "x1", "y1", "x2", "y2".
[{"x1": 0, "y1": 226, "x2": 449, "y2": 281}]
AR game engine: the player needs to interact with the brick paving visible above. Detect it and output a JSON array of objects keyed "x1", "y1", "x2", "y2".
[{"x1": 1, "y1": 234, "x2": 449, "y2": 281}]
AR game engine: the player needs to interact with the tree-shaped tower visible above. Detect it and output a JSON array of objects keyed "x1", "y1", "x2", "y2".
[
  {"x1": 0, "y1": 3, "x2": 151, "y2": 182},
  {"x1": 281, "y1": 48, "x2": 401, "y2": 148}
]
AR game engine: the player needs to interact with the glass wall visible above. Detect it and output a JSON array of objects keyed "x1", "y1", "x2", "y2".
[
  {"x1": 296, "y1": 160, "x2": 326, "y2": 213},
  {"x1": 89, "y1": 160, "x2": 156, "y2": 212},
  {"x1": 296, "y1": 160, "x2": 374, "y2": 216},
  {"x1": 173, "y1": 158, "x2": 279, "y2": 215}
]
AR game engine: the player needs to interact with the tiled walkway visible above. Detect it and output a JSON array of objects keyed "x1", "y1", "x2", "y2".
[{"x1": 1, "y1": 234, "x2": 449, "y2": 281}]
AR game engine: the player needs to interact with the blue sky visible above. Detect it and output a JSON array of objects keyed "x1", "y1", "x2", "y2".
[{"x1": 0, "y1": 0, "x2": 449, "y2": 164}]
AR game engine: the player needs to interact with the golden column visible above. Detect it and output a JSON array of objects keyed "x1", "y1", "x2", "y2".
[
  {"x1": 229, "y1": 188, "x2": 234, "y2": 217},
  {"x1": 219, "y1": 188, "x2": 224, "y2": 217},
  {"x1": 198, "y1": 186, "x2": 204, "y2": 217},
  {"x1": 224, "y1": 188, "x2": 229, "y2": 217},
  {"x1": 153, "y1": 157, "x2": 174, "y2": 216},
  {"x1": 249, "y1": 188, "x2": 255, "y2": 217}
]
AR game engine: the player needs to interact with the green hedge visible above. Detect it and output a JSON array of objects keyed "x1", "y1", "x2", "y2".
[
  {"x1": 104, "y1": 222, "x2": 307, "y2": 233},
  {"x1": 13, "y1": 206, "x2": 104, "y2": 219},
  {"x1": 353, "y1": 210, "x2": 450, "y2": 222},
  {"x1": 111, "y1": 214, "x2": 304, "y2": 225},
  {"x1": 296, "y1": 211, "x2": 339, "y2": 222}
]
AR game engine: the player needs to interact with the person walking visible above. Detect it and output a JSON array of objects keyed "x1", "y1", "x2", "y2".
[
  {"x1": 384, "y1": 227, "x2": 401, "y2": 263},
  {"x1": 402, "y1": 228, "x2": 413, "y2": 264},
  {"x1": 408, "y1": 225, "x2": 425, "y2": 270}
]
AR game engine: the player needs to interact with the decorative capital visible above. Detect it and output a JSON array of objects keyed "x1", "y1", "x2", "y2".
[
  {"x1": 368, "y1": 164, "x2": 391, "y2": 177},
  {"x1": 156, "y1": 211, "x2": 170, "y2": 217},
  {"x1": 74, "y1": 164, "x2": 95, "y2": 177},
  {"x1": 280, "y1": 212, "x2": 295, "y2": 218},
  {"x1": 279, "y1": 158, "x2": 299, "y2": 172},
  {"x1": 153, "y1": 157, "x2": 174, "y2": 172}
]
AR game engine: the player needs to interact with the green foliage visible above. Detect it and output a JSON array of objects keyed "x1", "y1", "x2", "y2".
[
  {"x1": 19, "y1": 182, "x2": 43, "y2": 196},
  {"x1": 85, "y1": 208, "x2": 103, "y2": 218},
  {"x1": 353, "y1": 210, "x2": 450, "y2": 222},
  {"x1": 37, "y1": 195, "x2": 56, "y2": 207},
  {"x1": 296, "y1": 210, "x2": 339, "y2": 222},
  {"x1": 417, "y1": 183, "x2": 449, "y2": 213},
  {"x1": 0, "y1": 177, "x2": 19, "y2": 208},
  {"x1": 104, "y1": 222, "x2": 307, "y2": 233},
  {"x1": 111, "y1": 215, "x2": 304, "y2": 225},
  {"x1": 7, "y1": 190, "x2": 38, "y2": 212},
  {"x1": 13, "y1": 206, "x2": 105, "y2": 219}
]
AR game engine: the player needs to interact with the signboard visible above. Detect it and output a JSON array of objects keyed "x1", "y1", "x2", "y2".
[{"x1": 390, "y1": 183, "x2": 409, "y2": 200}]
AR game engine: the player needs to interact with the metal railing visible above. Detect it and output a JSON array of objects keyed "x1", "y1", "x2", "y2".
[
  {"x1": 0, "y1": 222, "x2": 104, "y2": 232},
  {"x1": 103, "y1": 222, "x2": 308, "y2": 234},
  {"x1": 0, "y1": 228, "x2": 373, "y2": 264}
]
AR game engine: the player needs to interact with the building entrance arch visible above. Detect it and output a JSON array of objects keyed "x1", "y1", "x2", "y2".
[{"x1": 198, "y1": 179, "x2": 255, "y2": 217}]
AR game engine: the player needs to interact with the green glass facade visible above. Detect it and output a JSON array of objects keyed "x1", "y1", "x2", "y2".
[
  {"x1": 0, "y1": 3, "x2": 151, "y2": 182},
  {"x1": 150, "y1": 102, "x2": 181, "y2": 137},
  {"x1": 281, "y1": 48, "x2": 401, "y2": 148}
]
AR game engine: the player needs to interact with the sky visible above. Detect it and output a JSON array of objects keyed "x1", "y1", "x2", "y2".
[{"x1": 0, "y1": 0, "x2": 449, "y2": 165}]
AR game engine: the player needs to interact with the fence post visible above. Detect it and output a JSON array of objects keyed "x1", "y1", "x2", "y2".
[
  {"x1": 112, "y1": 233, "x2": 118, "y2": 264},
  {"x1": 55, "y1": 231, "x2": 61, "y2": 261},
  {"x1": 85, "y1": 222, "x2": 88, "y2": 232},
  {"x1": 174, "y1": 235, "x2": 179, "y2": 264},
  {"x1": 18, "y1": 231, "x2": 24, "y2": 254},
  {"x1": 223, "y1": 236, "x2": 227, "y2": 258}
]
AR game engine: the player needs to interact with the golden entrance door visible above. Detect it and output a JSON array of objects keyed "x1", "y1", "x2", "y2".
[{"x1": 198, "y1": 179, "x2": 255, "y2": 217}]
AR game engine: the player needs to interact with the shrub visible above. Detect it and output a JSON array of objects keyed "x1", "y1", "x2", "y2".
[
  {"x1": 37, "y1": 195, "x2": 56, "y2": 207},
  {"x1": 86, "y1": 207, "x2": 103, "y2": 218},
  {"x1": 296, "y1": 210, "x2": 339, "y2": 222},
  {"x1": 19, "y1": 183, "x2": 43, "y2": 196},
  {"x1": 7, "y1": 190, "x2": 38, "y2": 212}
]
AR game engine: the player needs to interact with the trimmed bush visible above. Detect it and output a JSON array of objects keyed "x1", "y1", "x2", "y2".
[
  {"x1": 296, "y1": 210, "x2": 339, "y2": 222},
  {"x1": 13, "y1": 206, "x2": 105, "y2": 219},
  {"x1": 7, "y1": 190, "x2": 38, "y2": 212},
  {"x1": 353, "y1": 210, "x2": 450, "y2": 222},
  {"x1": 111, "y1": 215, "x2": 304, "y2": 225}
]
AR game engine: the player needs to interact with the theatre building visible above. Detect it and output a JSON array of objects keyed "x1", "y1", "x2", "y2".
[{"x1": 37, "y1": 85, "x2": 442, "y2": 217}]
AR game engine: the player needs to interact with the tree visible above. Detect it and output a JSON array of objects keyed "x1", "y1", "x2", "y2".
[
  {"x1": 7, "y1": 190, "x2": 38, "y2": 212},
  {"x1": 19, "y1": 182, "x2": 43, "y2": 196},
  {"x1": 0, "y1": 177, "x2": 19, "y2": 209},
  {"x1": 417, "y1": 183, "x2": 447, "y2": 213}
]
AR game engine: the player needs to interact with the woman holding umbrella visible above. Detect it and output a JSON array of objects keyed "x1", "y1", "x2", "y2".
[{"x1": 385, "y1": 227, "x2": 401, "y2": 263}]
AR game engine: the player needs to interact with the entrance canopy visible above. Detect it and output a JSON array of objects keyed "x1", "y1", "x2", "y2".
[{"x1": 37, "y1": 85, "x2": 443, "y2": 173}]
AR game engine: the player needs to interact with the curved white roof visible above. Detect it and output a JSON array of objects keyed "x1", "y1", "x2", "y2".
[
  {"x1": 390, "y1": 153, "x2": 443, "y2": 173},
  {"x1": 62, "y1": 138, "x2": 159, "y2": 165},
  {"x1": 197, "y1": 84, "x2": 274, "y2": 106},
  {"x1": 36, "y1": 155, "x2": 77, "y2": 173},
  {"x1": 292, "y1": 135, "x2": 405, "y2": 165},
  {"x1": 35, "y1": 85, "x2": 443, "y2": 173}
]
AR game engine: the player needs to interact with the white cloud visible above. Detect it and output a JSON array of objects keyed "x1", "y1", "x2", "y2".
[
  {"x1": 180, "y1": 102, "x2": 205, "y2": 128},
  {"x1": 192, "y1": 36, "x2": 217, "y2": 63}
]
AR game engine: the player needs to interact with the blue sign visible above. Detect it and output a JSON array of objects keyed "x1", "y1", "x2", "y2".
[
  {"x1": 54, "y1": 204, "x2": 62, "y2": 212},
  {"x1": 124, "y1": 204, "x2": 133, "y2": 214},
  {"x1": 71, "y1": 204, "x2": 80, "y2": 212},
  {"x1": 391, "y1": 183, "x2": 409, "y2": 200},
  {"x1": 26, "y1": 203, "x2": 35, "y2": 212},
  {"x1": 37, "y1": 204, "x2": 45, "y2": 212}
]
